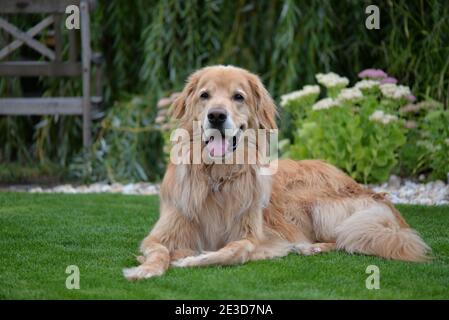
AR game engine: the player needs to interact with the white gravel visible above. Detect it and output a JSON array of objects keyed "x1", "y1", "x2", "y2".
[
  {"x1": 368, "y1": 176, "x2": 449, "y2": 206},
  {"x1": 3, "y1": 175, "x2": 448, "y2": 205},
  {"x1": 27, "y1": 182, "x2": 160, "y2": 196}
]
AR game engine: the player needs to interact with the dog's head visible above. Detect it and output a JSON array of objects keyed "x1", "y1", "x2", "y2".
[{"x1": 171, "y1": 65, "x2": 277, "y2": 159}]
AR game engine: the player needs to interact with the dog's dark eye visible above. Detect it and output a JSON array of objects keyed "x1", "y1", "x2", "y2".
[
  {"x1": 233, "y1": 93, "x2": 244, "y2": 102},
  {"x1": 200, "y1": 92, "x2": 209, "y2": 100}
]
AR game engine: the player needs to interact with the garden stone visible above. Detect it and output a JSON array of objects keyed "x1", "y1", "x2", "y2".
[
  {"x1": 388, "y1": 175, "x2": 401, "y2": 189},
  {"x1": 4, "y1": 177, "x2": 447, "y2": 206}
]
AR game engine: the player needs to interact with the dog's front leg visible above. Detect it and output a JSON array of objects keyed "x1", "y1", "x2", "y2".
[
  {"x1": 123, "y1": 235, "x2": 170, "y2": 281},
  {"x1": 123, "y1": 202, "x2": 201, "y2": 280},
  {"x1": 172, "y1": 205, "x2": 264, "y2": 268},
  {"x1": 171, "y1": 239, "x2": 256, "y2": 268}
]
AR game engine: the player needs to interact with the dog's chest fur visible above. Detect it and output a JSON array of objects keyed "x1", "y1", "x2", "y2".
[{"x1": 173, "y1": 164, "x2": 271, "y2": 250}]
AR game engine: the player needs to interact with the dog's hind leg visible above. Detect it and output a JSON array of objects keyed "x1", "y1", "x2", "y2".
[{"x1": 335, "y1": 202, "x2": 430, "y2": 262}]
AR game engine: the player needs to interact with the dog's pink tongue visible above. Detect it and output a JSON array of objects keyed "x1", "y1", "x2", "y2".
[{"x1": 207, "y1": 136, "x2": 228, "y2": 157}]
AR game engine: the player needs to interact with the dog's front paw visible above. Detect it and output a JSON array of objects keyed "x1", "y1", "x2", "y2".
[{"x1": 123, "y1": 265, "x2": 164, "y2": 281}]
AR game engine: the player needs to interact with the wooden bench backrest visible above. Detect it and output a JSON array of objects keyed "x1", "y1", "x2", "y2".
[{"x1": 0, "y1": 0, "x2": 95, "y2": 77}]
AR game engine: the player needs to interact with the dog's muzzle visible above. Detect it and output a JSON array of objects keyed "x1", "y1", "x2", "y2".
[{"x1": 204, "y1": 129, "x2": 242, "y2": 158}]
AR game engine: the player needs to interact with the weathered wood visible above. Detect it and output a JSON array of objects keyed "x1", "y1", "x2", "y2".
[
  {"x1": 0, "y1": 61, "x2": 81, "y2": 77},
  {"x1": 0, "y1": 98, "x2": 83, "y2": 115},
  {"x1": 53, "y1": 14, "x2": 63, "y2": 62},
  {"x1": 0, "y1": 0, "x2": 101, "y2": 148},
  {"x1": 68, "y1": 30, "x2": 78, "y2": 62},
  {"x1": 92, "y1": 52, "x2": 104, "y2": 97},
  {"x1": 80, "y1": 0, "x2": 92, "y2": 148},
  {"x1": 0, "y1": 17, "x2": 55, "y2": 60},
  {"x1": 0, "y1": 16, "x2": 54, "y2": 60},
  {"x1": 0, "y1": 97, "x2": 102, "y2": 115},
  {"x1": 0, "y1": 0, "x2": 81, "y2": 14}
]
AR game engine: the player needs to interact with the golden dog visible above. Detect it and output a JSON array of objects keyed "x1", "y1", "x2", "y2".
[{"x1": 123, "y1": 65, "x2": 430, "y2": 280}]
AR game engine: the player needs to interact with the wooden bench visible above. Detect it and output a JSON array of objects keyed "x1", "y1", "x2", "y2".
[{"x1": 0, "y1": 0, "x2": 102, "y2": 147}]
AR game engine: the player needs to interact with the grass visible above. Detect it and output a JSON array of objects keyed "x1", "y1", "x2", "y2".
[{"x1": 0, "y1": 192, "x2": 448, "y2": 300}]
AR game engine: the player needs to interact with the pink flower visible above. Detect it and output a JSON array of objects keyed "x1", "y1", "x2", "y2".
[
  {"x1": 358, "y1": 68, "x2": 388, "y2": 79},
  {"x1": 380, "y1": 77, "x2": 398, "y2": 84},
  {"x1": 406, "y1": 94, "x2": 417, "y2": 102},
  {"x1": 404, "y1": 121, "x2": 417, "y2": 129}
]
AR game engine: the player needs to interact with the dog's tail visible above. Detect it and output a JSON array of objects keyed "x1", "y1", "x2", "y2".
[{"x1": 335, "y1": 201, "x2": 431, "y2": 262}]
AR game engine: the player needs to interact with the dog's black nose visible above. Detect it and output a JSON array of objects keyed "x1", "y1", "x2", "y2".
[{"x1": 207, "y1": 108, "x2": 227, "y2": 127}]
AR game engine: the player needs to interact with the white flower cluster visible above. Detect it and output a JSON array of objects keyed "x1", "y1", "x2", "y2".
[
  {"x1": 280, "y1": 85, "x2": 320, "y2": 107},
  {"x1": 369, "y1": 110, "x2": 398, "y2": 124},
  {"x1": 312, "y1": 98, "x2": 339, "y2": 110},
  {"x1": 337, "y1": 87, "x2": 363, "y2": 102},
  {"x1": 380, "y1": 83, "x2": 411, "y2": 100},
  {"x1": 354, "y1": 79, "x2": 380, "y2": 90},
  {"x1": 445, "y1": 138, "x2": 449, "y2": 146},
  {"x1": 316, "y1": 72, "x2": 349, "y2": 88}
]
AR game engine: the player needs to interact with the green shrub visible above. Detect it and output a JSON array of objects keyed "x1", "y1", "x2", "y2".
[
  {"x1": 397, "y1": 99, "x2": 445, "y2": 178},
  {"x1": 0, "y1": 162, "x2": 64, "y2": 184},
  {"x1": 284, "y1": 71, "x2": 414, "y2": 183},
  {"x1": 69, "y1": 97, "x2": 165, "y2": 183},
  {"x1": 414, "y1": 110, "x2": 449, "y2": 181}
]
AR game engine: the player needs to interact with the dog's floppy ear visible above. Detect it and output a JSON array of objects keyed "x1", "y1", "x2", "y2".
[
  {"x1": 171, "y1": 70, "x2": 202, "y2": 120},
  {"x1": 248, "y1": 74, "x2": 278, "y2": 129}
]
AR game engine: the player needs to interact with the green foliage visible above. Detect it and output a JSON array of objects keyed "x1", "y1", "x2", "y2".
[
  {"x1": 293, "y1": 109, "x2": 406, "y2": 184},
  {"x1": 0, "y1": 162, "x2": 63, "y2": 184},
  {"x1": 397, "y1": 99, "x2": 445, "y2": 178},
  {"x1": 414, "y1": 110, "x2": 449, "y2": 181},
  {"x1": 286, "y1": 73, "x2": 410, "y2": 183},
  {"x1": 1, "y1": 1, "x2": 448, "y2": 182},
  {"x1": 69, "y1": 97, "x2": 164, "y2": 183},
  {"x1": 397, "y1": 128, "x2": 429, "y2": 178}
]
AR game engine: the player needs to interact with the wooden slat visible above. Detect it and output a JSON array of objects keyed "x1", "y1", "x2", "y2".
[
  {"x1": 68, "y1": 29, "x2": 78, "y2": 62},
  {"x1": 53, "y1": 14, "x2": 63, "y2": 62},
  {"x1": 0, "y1": 0, "x2": 81, "y2": 14},
  {"x1": 80, "y1": 0, "x2": 92, "y2": 147},
  {"x1": 0, "y1": 17, "x2": 55, "y2": 60},
  {"x1": 0, "y1": 61, "x2": 81, "y2": 76},
  {"x1": 0, "y1": 97, "x2": 101, "y2": 115},
  {"x1": 0, "y1": 16, "x2": 54, "y2": 60},
  {"x1": 0, "y1": 98, "x2": 83, "y2": 115}
]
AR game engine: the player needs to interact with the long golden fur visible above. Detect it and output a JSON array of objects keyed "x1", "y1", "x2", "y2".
[{"x1": 124, "y1": 66, "x2": 430, "y2": 280}]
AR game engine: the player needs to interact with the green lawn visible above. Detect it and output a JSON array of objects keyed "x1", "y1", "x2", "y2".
[{"x1": 0, "y1": 192, "x2": 448, "y2": 299}]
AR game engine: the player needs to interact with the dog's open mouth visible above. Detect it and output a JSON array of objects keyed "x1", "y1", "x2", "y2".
[{"x1": 204, "y1": 130, "x2": 241, "y2": 158}]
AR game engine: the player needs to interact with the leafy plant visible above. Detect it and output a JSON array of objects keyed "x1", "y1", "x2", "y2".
[
  {"x1": 284, "y1": 70, "x2": 411, "y2": 183},
  {"x1": 414, "y1": 110, "x2": 449, "y2": 181},
  {"x1": 397, "y1": 99, "x2": 445, "y2": 178},
  {"x1": 69, "y1": 97, "x2": 165, "y2": 183}
]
